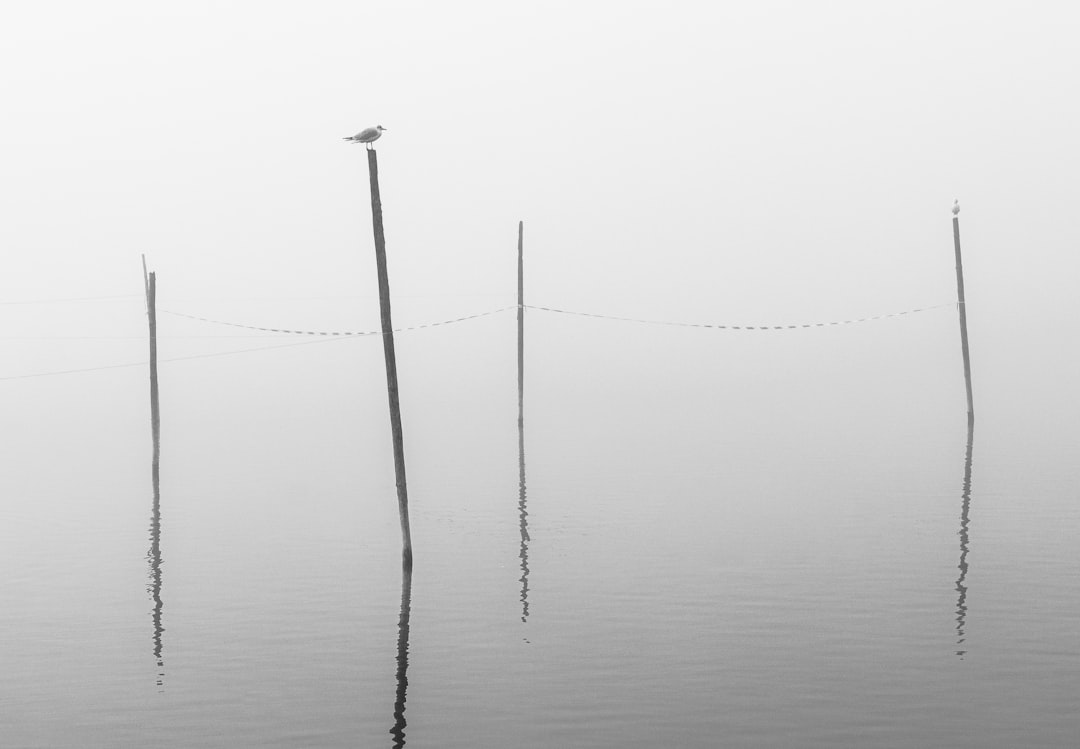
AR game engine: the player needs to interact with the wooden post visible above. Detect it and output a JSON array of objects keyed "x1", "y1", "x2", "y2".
[
  {"x1": 517, "y1": 220, "x2": 525, "y2": 430},
  {"x1": 146, "y1": 271, "x2": 161, "y2": 464},
  {"x1": 952, "y1": 201, "x2": 975, "y2": 424},
  {"x1": 366, "y1": 148, "x2": 413, "y2": 567},
  {"x1": 516, "y1": 221, "x2": 530, "y2": 622}
]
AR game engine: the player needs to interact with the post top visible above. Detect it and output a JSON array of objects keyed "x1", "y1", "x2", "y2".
[{"x1": 952, "y1": 199, "x2": 960, "y2": 216}]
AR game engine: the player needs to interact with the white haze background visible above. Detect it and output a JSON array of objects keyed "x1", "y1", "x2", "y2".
[{"x1": 1, "y1": 1, "x2": 1079, "y2": 506}]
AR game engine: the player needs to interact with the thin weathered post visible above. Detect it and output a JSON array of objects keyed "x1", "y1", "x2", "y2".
[
  {"x1": 517, "y1": 221, "x2": 525, "y2": 433},
  {"x1": 146, "y1": 271, "x2": 160, "y2": 462},
  {"x1": 951, "y1": 201, "x2": 975, "y2": 424},
  {"x1": 366, "y1": 148, "x2": 413, "y2": 567}
]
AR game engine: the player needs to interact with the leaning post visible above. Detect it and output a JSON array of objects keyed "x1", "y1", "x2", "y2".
[
  {"x1": 951, "y1": 200, "x2": 975, "y2": 425},
  {"x1": 517, "y1": 221, "x2": 525, "y2": 433},
  {"x1": 365, "y1": 147, "x2": 413, "y2": 567},
  {"x1": 145, "y1": 269, "x2": 161, "y2": 463}
]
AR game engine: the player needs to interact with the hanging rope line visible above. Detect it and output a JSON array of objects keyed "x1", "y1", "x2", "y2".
[
  {"x1": 160, "y1": 306, "x2": 516, "y2": 336},
  {"x1": 523, "y1": 302, "x2": 955, "y2": 330},
  {"x1": 161, "y1": 300, "x2": 952, "y2": 337},
  {"x1": 0, "y1": 299, "x2": 956, "y2": 382},
  {"x1": 0, "y1": 307, "x2": 516, "y2": 381}
]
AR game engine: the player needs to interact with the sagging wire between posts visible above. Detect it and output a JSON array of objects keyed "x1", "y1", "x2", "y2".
[
  {"x1": 0, "y1": 295, "x2": 961, "y2": 385},
  {"x1": 523, "y1": 302, "x2": 955, "y2": 330},
  {"x1": 0, "y1": 308, "x2": 518, "y2": 382},
  {"x1": 161, "y1": 300, "x2": 951, "y2": 338},
  {"x1": 1, "y1": 299, "x2": 956, "y2": 382},
  {"x1": 160, "y1": 306, "x2": 517, "y2": 336}
]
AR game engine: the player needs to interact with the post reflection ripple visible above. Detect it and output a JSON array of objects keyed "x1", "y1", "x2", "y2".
[
  {"x1": 390, "y1": 562, "x2": 413, "y2": 748},
  {"x1": 954, "y1": 419, "x2": 974, "y2": 658},
  {"x1": 147, "y1": 431, "x2": 164, "y2": 688}
]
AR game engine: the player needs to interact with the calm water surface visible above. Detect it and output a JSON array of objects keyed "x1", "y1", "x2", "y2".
[{"x1": 2, "y1": 311, "x2": 1078, "y2": 747}]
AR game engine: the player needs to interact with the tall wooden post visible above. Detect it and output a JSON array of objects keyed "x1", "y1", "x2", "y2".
[
  {"x1": 517, "y1": 221, "x2": 525, "y2": 434},
  {"x1": 952, "y1": 201, "x2": 975, "y2": 424},
  {"x1": 366, "y1": 148, "x2": 413, "y2": 567},
  {"x1": 146, "y1": 270, "x2": 160, "y2": 463}
]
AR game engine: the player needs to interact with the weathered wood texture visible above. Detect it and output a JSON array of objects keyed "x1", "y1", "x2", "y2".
[
  {"x1": 952, "y1": 215, "x2": 975, "y2": 424},
  {"x1": 367, "y1": 148, "x2": 413, "y2": 567}
]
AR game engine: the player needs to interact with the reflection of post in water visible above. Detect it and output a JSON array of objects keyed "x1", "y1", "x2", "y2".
[
  {"x1": 143, "y1": 259, "x2": 164, "y2": 686},
  {"x1": 389, "y1": 562, "x2": 413, "y2": 748},
  {"x1": 518, "y1": 402, "x2": 530, "y2": 623},
  {"x1": 148, "y1": 448, "x2": 164, "y2": 686},
  {"x1": 954, "y1": 420, "x2": 975, "y2": 658},
  {"x1": 516, "y1": 221, "x2": 531, "y2": 624}
]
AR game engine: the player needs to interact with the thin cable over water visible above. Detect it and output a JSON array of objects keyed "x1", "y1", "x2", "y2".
[
  {"x1": 0, "y1": 308, "x2": 515, "y2": 381},
  {"x1": 1, "y1": 301, "x2": 956, "y2": 382},
  {"x1": 524, "y1": 302, "x2": 954, "y2": 330},
  {"x1": 160, "y1": 306, "x2": 516, "y2": 336}
]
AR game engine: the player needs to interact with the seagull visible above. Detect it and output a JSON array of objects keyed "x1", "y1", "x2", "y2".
[
  {"x1": 952, "y1": 199, "x2": 960, "y2": 216},
  {"x1": 344, "y1": 125, "x2": 386, "y2": 149}
]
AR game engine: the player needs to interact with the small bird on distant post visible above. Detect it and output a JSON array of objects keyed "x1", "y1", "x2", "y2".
[
  {"x1": 952, "y1": 199, "x2": 960, "y2": 216},
  {"x1": 344, "y1": 125, "x2": 386, "y2": 149}
]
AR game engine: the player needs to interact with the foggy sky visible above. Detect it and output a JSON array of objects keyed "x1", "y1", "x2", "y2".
[{"x1": 2, "y1": 1, "x2": 1078, "y2": 406}]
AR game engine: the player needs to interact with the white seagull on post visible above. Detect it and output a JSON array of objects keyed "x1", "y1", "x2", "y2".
[{"x1": 344, "y1": 125, "x2": 386, "y2": 149}]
